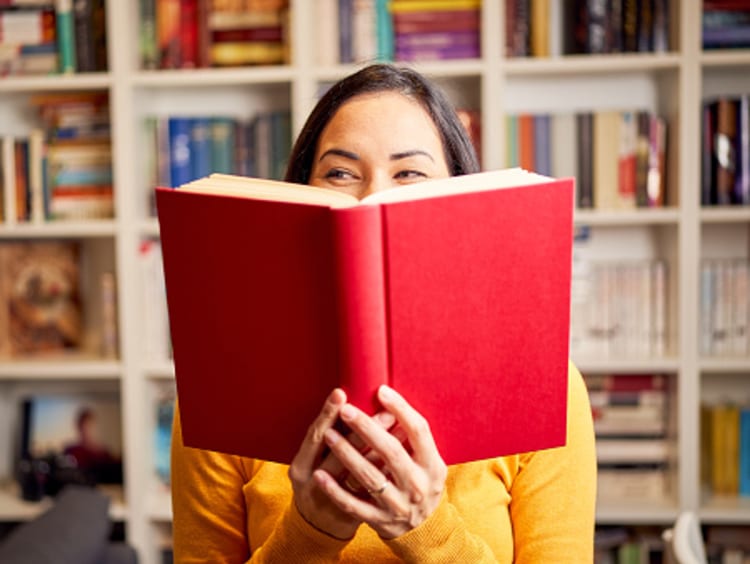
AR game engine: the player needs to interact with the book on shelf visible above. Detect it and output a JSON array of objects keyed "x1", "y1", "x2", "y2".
[
  {"x1": 156, "y1": 168, "x2": 574, "y2": 465},
  {"x1": 506, "y1": 110, "x2": 669, "y2": 210},
  {"x1": 699, "y1": 258, "x2": 749, "y2": 358},
  {"x1": 703, "y1": 3, "x2": 750, "y2": 50},
  {"x1": 701, "y1": 402, "x2": 750, "y2": 497},
  {"x1": 141, "y1": 0, "x2": 289, "y2": 69},
  {"x1": 0, "y1": 240, "x2": 83, "y2": 358}
]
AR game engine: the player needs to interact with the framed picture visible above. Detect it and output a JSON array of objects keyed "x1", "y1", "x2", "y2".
[{"x1": 20, "y1": 392, "x2": 123, "y2": 485}]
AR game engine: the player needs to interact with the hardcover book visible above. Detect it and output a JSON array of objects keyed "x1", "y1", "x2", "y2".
[{"x1": 156, "y1": 168, "x2": 575, "y2": 465}]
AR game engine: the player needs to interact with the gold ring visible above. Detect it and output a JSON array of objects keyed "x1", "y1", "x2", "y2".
[{"x1": 368, "y1": 480, "x2": 390, "y2": 496}]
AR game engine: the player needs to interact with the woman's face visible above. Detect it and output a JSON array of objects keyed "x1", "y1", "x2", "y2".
[{"x1": 309, "y1": 91, "x2": 451, "y2": 199}]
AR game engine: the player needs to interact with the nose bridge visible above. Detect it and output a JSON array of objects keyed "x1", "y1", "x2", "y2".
[{"x1": 360, "y1": 170, "x2": 391, "y2": 199}]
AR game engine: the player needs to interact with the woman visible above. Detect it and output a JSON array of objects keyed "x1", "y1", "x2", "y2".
[{"x1": 171, "y1": 63, "x2": 597, "y2": 562}]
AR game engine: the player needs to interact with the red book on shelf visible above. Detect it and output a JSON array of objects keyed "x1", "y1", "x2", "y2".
[{"x1": 155, "y1": 169, "x2": 574, "y2": 465}]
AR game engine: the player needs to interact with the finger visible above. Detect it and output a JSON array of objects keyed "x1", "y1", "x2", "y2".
[
  {"x1": 291, "y1": 388, "x2": 346, "y2": 477},
  {"x1": 338, "y1": 403, "x2": 414, "y2": 480},
  {"x1": 377, "y1": 385, "x2": 440, "y2": 466},
  {"x1": 312, "y1": 468, "x2": 390, "y2": 523}
]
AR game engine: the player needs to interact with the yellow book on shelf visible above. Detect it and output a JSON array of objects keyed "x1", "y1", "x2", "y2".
[{"x1": 389, "y1": 0, "x2": 481, "y2": 12}]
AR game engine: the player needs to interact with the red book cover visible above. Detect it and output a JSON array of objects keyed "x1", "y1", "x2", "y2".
[{"x1": 156, "y1": 169, "x2": 574, "y2": 465}]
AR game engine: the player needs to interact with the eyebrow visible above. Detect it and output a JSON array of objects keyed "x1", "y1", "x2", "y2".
[{"x1": 318, "y1": 148, "x2": 436, "y2": 163}]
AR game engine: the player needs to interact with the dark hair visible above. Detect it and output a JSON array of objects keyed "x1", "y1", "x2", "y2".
[{"x1": 284, "y1": 63, "x2": 480, "y2": 184}]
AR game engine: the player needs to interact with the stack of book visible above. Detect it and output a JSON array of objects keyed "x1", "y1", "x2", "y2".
[
  {"x1": 701, "y1": 95, "x2": 750, "y2": 206},
  {"x1": 0, "y1": 0, "x2": 106, "y2": 76},
  {"x1": 506, "y1": 110, "x2": 668, "y2": 210},
  {"x1": 701, "y1": 402, "x2": 750, "y2": 498},
  {"x1": 700, "y1": 258, "x2": 749, "y2": 358},
  {"x1": 703, "y1": 1, "x2": 750, "y2": 50},
  {"x1": 390, "y1": 0, "x2": 481, "y2": 61},
  {"x1": 586, "y1": 374, "x2": 672, "y2": 503},
  {"x1": 140, "y1": 0, "x2": 289, "y2": 69},
  {"x1": 28, "y1": 91, "x2": 113, "y2": 221}
]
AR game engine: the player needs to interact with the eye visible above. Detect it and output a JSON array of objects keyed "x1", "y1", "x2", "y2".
[
  {"x1": 394, "y1": 170, "x2": 428, "y2": 181},
  {"x1": 324, "y1": 168, "x2": 357, "y2": 180}
]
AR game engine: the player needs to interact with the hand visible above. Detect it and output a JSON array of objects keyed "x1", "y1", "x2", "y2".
[
  {"x1": 312, "y1": 385, "x2": 448, "y2": 540},
  {"x1": 288, "y1": 389, "x2": 396, "y2": 540}
]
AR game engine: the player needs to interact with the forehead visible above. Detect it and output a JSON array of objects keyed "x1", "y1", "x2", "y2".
[{"x1": 319, "y1": 91, "x2": 441, "y2": 143}]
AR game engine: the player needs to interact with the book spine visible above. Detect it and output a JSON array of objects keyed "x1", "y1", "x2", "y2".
[
  {"x1": 331, "y1": 206, "x2": 389, "y2": 414},
  {"x1": 56, "y1": 0, "x2": 76, "y2": 73},
  {"x1": 140, "y1": 0, "x2": 158, "y2": 69},
  {"x1": 168, "y1": 117, "x2": 192, "y2": 187},
  {"x1": 740, "y1": 407, "x2": 750, "y2": 497},
  {"x1": 713, "y1": 98, "x2": 738, "y2": 205}
]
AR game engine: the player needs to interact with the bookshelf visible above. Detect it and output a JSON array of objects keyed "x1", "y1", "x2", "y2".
[{"x1": 0, "y1": 1, "x2": 748, "y2": 562}]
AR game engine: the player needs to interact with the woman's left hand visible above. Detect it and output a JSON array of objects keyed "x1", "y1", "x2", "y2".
[{"x1": 312, "y1": 384, "x2": 447, "y2": 540}]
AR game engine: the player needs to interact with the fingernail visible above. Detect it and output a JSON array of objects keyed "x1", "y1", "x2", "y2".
[
  {"x1": 340, "y1": 404, "x2": 356, "y2": 421},
  {"x1": 374, "y1": 411, "x2": 396, "y2": 428},
  {"x1": 324, "y1": 428, "x2": 339, "y2": 445},
  {"x1": 379, "y1": 385, "x2": 395, "y2": 401}
]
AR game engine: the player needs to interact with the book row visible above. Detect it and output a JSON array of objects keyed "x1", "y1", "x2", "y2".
[
  {"x1": 0, "y1": 0, "x2": 106, "y2": 76},
  {"x1": 0, "y1": 92, "x2": 113, "y2": 223},
  {"x1": 505, "y1": 110, "x2": 668, "y2": 210},
  {"x1": 570, "y1": 258, "x2": 668, "y2": 361},
  {"x1": 702, "y1": 95, "x2": 750, "y2": 207},
  {"x1": 139, "y1": 0, "x2": 289, "y2": 69},
  {"x1": 317, "y1": 0, "x2": 480, "y2": 65},
  {"x1": 506, "y1": 0, "x2": 670, "y2": 58},
  {"x1": 700, "y1": 258, "x2": 750, "y2": 358},
  {"x1": 144, "y1": 110, "x2": 291, "y2": 210},
  {"x1": 0, "y1": 240, "x2": 117, "y2": 360},
  {"x1": 703, "y1": 1, "x2": 750, "y2": 50},
  {"x1": 701, "y1": 402, "x2": 750, "y2": 498}
]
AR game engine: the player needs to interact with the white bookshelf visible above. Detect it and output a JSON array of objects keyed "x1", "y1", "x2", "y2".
[{"x1": 0, "y1": 1, "x2": 748, "y2": 563}]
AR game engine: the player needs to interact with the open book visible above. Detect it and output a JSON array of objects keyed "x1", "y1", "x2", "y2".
[{"x1": 155, "y1": 169, "x2": 575, "y2": 465}]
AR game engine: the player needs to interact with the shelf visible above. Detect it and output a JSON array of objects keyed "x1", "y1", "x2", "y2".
[
  {"x1": 0, "y1": 357, "x2": 121, "y2": 380},
  {"x1": 139, "y1": 218, "x2": 160, "y2": 238},
  {"x1": 575, "y1": 208, "x2": 681, "y2": 227},
  {"x1": 313, "y1": 59, "x2": 486, "y2": 82},
  {"x1": 0, "y1": 483, "x2": 127, "y2": 521},
  {"x1": 143, "y1": 361, "x2": 175, "y2": 380},
  {"x1": 700, "y1": 50, "x2": 750, "y2": 68},
  {"x1": 596, "y1": 498, "x2": 679, "y2": 525},
  {"x1": 146, "y1": 487, "x2": 173, "y2": 522},
  {"x1": 700, "y1": 495, "x2": 750, "y2": 524},
  {"x1": 699, "y1": 358, "x2": 750, "y2": 374},
  {"x1": 0, "y1": 220, "x2": 118, "y2": 239},
  {"x1": 0, "y1": 73, "x2": 112, "y2": 92},
  {"x1": 131, "y1": 66, "x2": 296, "y2": 87},
  {"x1": 574, "y1": 357, "x2": 681, "y2": 374},
  {"x1": 700, "y1": 207, "x2": 750, "y2": 224},
  {"x1": 504, "y1": 53, "x2": 682, "y2": 77}
]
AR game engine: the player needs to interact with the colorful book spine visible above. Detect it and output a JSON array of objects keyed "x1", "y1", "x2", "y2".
[
  {"x1": 168, "y1": 117, "x2": 192, "y2": 187},
  {"x1": 741, "y1": 408, "x2": 750, "y2": 497},
  {"x1": 55, "y1": 0, "x2": 76, "y2": 73}
]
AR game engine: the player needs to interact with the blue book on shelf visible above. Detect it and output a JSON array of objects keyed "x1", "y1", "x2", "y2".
[
  {"x1": 740, "y1": 408, "x2": 750, "y2": 497},
  {"x1": 190, "y1": 118, "x2": 212, "y2": 181},
  {"x1": 168, "y1": 117, "x2": 193, "y2": 187}
]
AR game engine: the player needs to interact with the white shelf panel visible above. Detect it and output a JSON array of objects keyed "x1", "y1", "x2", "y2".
[
  {"x1": 699, "y1": 358, "x2": 750, "y2": 373},
  {"x1": 574, "y1": 358, "x2": 681, "y2": 374},
  {"x1": 575, "y1": 208, "x2": 681, "y2": 226},
  {"x1": 596, "y1": 498, "x2": 679, "y2": 525},
  {"x1": 0, "y1": 358, "x2": 122, "y2": 380},
  {"x1": 700, "y1": 207, "x2": 750, "y2": 224},
  {"x1": 700, "y1": 495, "x2": 750, "y2": 524},
  {"x1": 0, "y1": 483, "x2": 127, "y2": 521},
  {"x1": 146, "y1": 487, "x2": 173, "y2": 522},
  {"x1": 314, "y1": 59, "x2": 486, "y2": 82},
  {"x1": 504, "y1": 53, "x2": 682, "y2": 77},
  {"x1": 139, "y1": 218, "x2": 161, "y2": 238},
  {"x1": 144, "y1": 361, "x2": 175, "y2": 380},
  {"x1": 132, "y1": 66, "x2": 295, "y2": 87},
  {"x1": 700, "y1": 50, "x2": 750, "y2": 68},
  {"x1": 0, "y1": 221, "x2": 118, "y2": 239},
  {"x1": 0, "y1": 73, "x2": 112, "y2": 92}
]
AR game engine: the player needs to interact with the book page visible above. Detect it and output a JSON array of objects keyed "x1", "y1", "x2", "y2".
[
  {"x1": 359, "y1": 168, "x2": 555, "y2": 205},
  {"x1": 177, "y1": 173, "x2": 360, "y2": 208}
]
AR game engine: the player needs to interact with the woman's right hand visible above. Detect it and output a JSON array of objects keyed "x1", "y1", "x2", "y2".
[{"x1": 290, "y1": 388, "x2": 388, "y2": 540}]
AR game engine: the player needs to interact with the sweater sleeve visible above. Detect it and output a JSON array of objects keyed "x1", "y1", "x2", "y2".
[
  {"x1": 171, "y1": 407, "x2": 349, "y2": 563},
  {"x1": 510, "y1": 361, "x2": 598, "y2": 563}
]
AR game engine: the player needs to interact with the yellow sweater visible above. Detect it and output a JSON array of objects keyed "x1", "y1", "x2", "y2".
[{"x1": 171, "y1": 362, "x2": 596, "y2": 563}]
